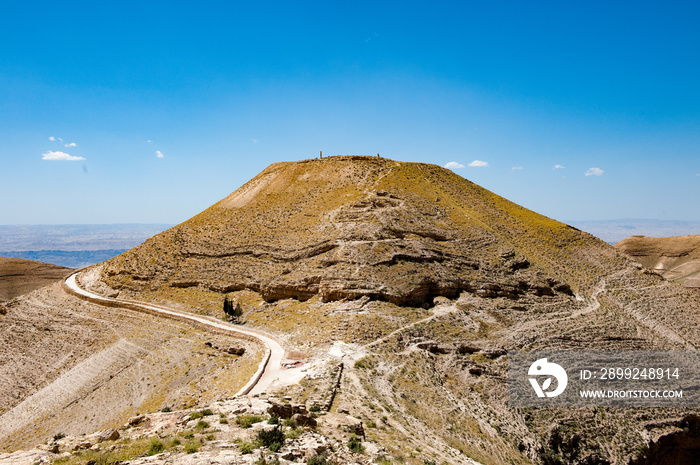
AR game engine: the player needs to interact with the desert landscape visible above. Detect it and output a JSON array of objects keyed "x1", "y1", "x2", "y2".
[{"x1": 1, "y1": 156, "x2": 698, "y2": 465}]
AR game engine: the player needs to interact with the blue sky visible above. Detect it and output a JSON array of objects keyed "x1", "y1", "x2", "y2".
[{"x1": 1, "y1": 1, "x2": 698, "y2": 225}]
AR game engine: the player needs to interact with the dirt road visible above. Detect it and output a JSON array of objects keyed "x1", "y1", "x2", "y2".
[{"x1": 64, "y1": 273, "x2": 294, "y2": 396}]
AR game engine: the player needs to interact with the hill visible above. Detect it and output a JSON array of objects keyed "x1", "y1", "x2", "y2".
[
  {"x1": 83, "y1": 156, "x2": 699, "y2": 464},
  {"x1": 99, "y1": 156, "x2": 619, "y2": 305},
  {"x1": 3, "y1": 156, "x2": 700, "y2": 464},
  {"x1": 0, "y1": 257, "x2": 72, "y2": 303},
  {"x1": 615, "y1": 235, "x2": 700, "y2": 288}
]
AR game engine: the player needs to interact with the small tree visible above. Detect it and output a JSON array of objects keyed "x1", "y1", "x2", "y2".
[{"x1": 223, "y1": 296, "x2": 243, "y2": 321}]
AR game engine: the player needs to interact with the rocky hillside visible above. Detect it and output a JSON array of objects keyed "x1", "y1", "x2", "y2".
[
  {"x1": 99, "y1": 156, "x2": 621, "y2": 306},
  {"x1": 615, "y1": 234, "x2": 700, "y2": 288},
  {"x1": 0, "y1": 257, "x2": 71, "y2": 304},
  {"x1": 5, "y1": 156, "x2": 700, "y2": 465}
]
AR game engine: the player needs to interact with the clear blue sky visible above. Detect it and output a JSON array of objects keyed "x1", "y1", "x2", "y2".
[{"x1": 1, "y1": 1, "x2": 698, "y2": 225}]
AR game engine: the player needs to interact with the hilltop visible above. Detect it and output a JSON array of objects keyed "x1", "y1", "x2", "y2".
[{"x1": 615, "y1": 234, "x2": 700, "y2": 288}]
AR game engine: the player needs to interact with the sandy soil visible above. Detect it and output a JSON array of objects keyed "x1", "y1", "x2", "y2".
[
  {"x1": 0, "y1": 282, "x2": 263, "y2": 452},
  {"x1": 0, "y1": 257, "x2": 72, "y2": 302}
]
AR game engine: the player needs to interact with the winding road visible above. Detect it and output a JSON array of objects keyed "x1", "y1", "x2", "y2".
[{"x1": 63, "y1": 273, "x2": 292, "y2": 396}]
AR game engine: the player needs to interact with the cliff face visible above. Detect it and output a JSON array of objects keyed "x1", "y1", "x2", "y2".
[{"x1": 101, "y1": 156, "x2": 619, "y2": 306}]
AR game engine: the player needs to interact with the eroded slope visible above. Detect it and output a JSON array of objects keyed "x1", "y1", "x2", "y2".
[
  {"x1": 615, "y1": 234, "x2": 700, "y2": 288},
  {"x1": 99, "y1": 156, "x2": 618, "y2": 307}
]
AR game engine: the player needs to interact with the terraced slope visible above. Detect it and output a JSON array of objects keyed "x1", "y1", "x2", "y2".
[{"x1": 99, "y1": 156, "x2": 618, "y2": 306}]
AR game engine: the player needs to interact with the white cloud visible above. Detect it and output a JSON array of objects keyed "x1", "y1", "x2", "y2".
[
  {"x1": 64, "y1": 142, "x2": 76, "y2": 147},
  {"x1": 468, "y1": 160, "x2": 489, "y2": 167},
  {"x1": 49, "y1": 136, "x2": 55, "y2": 141},
  {"x1": 585, "y1": 167, "x2": 604, "y2": 176},
  {"x1": 146, "y1": 139, "x2": 153, "y2": 143},
  {"x1": 512, "y1": 166, "x2": 523, "y2": 171},
  {"x1": 444, "y1": 161, "x2": 465, "y2": 169},
  {"x1": 553, "y1": 164, "x2": 565, "y2": 169},
  {"x1": 42, "y1": 150, "x2": 85, "y2": 161},
  {"x1": 156, "y1": 150, "x2": 165, "y2": 158}
]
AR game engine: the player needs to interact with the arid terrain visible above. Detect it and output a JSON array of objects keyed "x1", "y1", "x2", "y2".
[
  {"x1": 615, "y1": 235, "x2": 700, "y2": 288},
  {"x1": 0, "y1": 257, "x2": 72, "y2": 304},
  {"x1": 1, "y1": 156, "x2": 699, "y2": 465}
]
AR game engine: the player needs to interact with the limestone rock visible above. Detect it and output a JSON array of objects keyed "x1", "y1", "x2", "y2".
[{"x1": 97, "y1": 429, "x2": 120, "y2": 443}]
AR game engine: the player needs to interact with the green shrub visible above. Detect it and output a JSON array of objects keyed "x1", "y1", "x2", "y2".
[
  {"x1": 220, "y1": 418, "x2": 229, "y2": 424},
  {"x1": 236, "y1": 414, "x2": 264, "y2": 428},
  {"x1": 171, "y1": 438, "x2": 181, "y2": 446},
  {"x1": 161, "y1": 406, "x2": 171, "y2": 413},
  {"x1": 184, "y1": 440, "x2": 200, "y2": 454},
  {"x1": 147, "y1": 438, "x2": 164, "y2": 455},
  {"x1": 224, "y1": 297, "x2": 243, "y2": 319},
  {"x1": 195, "y1": 420, "x2": 210, "y2": 430},
  {"x1": 267, "y1": 415, "x2": 279, "y2": 424},
  {"x1": 282, "y1": 418, "x2": 296, "y2": 427},
  {"x1": 240, "y1": 442, "x2": 254, "y2": 454},
  {"x1": 190, "y1": 411, "x2": 204, "y2": 420},
  {"x1": 309, "y1": 405, "x2": 321, "y2": 412},
  {"x1": 366, "y1": 420, "x2": 377, "y2": 428},
  {"x1": 354, "y1": 357, "x2": 374, "y2": 369},
  {"x1": 348, "y1": 434, "x2": 364, "y2": 454},
  {"x1": 201, "y1": 408, "x2": 214, "y2": 416},
  {"x1": 53, "y1": 432, "x2": 66, "y2": 441},
  {"x1": 285, "y1": 427, "x2": 301, "y2": 440},
  {"x1": 308, "y1": 453, "x2": 333, "y2": 465},
  {"x1": 256, "y1": 426, "x2": 285, "y2": 452}
]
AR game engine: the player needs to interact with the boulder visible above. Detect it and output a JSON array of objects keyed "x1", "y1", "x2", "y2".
[
  {"x1": 292, "y1": 413, "x2": 317, "y2": 428},
  {"x1": 97, "y1": 429, "x2": 120, "y2": 443},
  {"x1": 268, "y1": 400, "x2": 307, "y2": 419},
  {"x1": 226, "y1": 346, "x2": 245, "y2": 355},
  {"x1": 480, "y1": 348, "x2": 506, "y2": 359}
]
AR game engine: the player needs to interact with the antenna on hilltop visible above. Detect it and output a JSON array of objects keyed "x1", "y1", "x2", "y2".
[{"x1": 320, "y1": 150, "x2": 323, "y2": 159}]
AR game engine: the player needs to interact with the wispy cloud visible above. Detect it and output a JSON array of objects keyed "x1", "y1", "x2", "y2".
[
  {"x1": 49, "y1": 136, "x2": 55, "y2": 141},
  {"x1": 512, "y1": 166, "x2": 523, "y2": 171},
  {"x1": 444, "y1": 161, "x2": 465, "y2": 169},
  {"x1": 42, "y1": 150, "x2": 85, "y2": 161},
  {"x1": 156, "y1": 150, "x2": 165, "y2": 158},
  {"x1": 468, "y1": 160, "x2": 489, "y2": 167},
  {"x1": 553, "y1": 164, "x2": 565, "y2": 169},
  {"x1": 585, "y1": 167, "x2": 604, "y2": 176},
  {"x1": 64, "y1": 142, "x2": 76, "y2": 147},
  {"x1": 251, "y1": 138, "x2": 258, "y2": 144},
  {"x1": 146, "y1": 139, "x2": 153, "y2": 143}
]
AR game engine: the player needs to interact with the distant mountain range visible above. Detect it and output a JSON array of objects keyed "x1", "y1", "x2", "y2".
[
  {"x1": 0, "y1": 224, "x2": 172, "y2": 268},
  {"x1": 566, "y1": 219, "x2": 700, "y2": 244}
]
